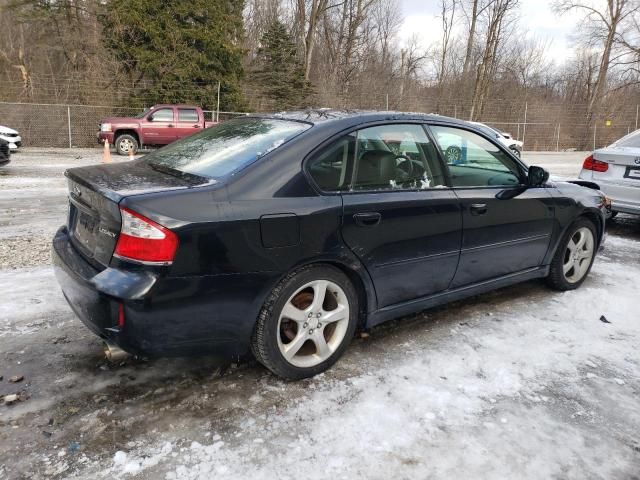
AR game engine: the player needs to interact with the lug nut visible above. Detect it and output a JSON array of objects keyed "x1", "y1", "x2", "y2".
[
  {"x1": 316, "y1": 313, "x2": 321, "y2": 318},
  {"x1": 317, "y1": 323, "x2": 322, "y2": 328},
  {"x1": 309, "y1": 329, "x2": 314, "y2": 334},
  {"x1": 303, "y1": 322, "x2": 308, "y2": 328}
]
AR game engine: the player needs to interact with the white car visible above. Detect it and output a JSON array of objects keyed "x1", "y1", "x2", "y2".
[
  {"x1": 579, "y1": 129, "x2": 640, "y2": 217},
  {"x1": 0, "y1": 125, "x2": 22, "y2": 151},
  {"x1": 471, "y1": 122, "x2": 523, "y2": 156}
]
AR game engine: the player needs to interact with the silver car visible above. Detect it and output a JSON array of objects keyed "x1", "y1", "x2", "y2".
[{"x1": 579, "y1": 129, "x2": 640, "y2": 216}]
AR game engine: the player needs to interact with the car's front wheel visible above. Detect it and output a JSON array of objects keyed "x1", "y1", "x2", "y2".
[
  {"x1": 251, "y1": 265, "x2": 358, "y2": 380},
  {"x1": 546, "y1": 218, "x2": 597, "y2": 291},
  {"x1": 115, "y1": 134, "x2": 139, "y2": 156}
]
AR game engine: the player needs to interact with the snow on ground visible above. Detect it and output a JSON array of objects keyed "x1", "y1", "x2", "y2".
[{"x1": 0, "y1": 149, "x2": 638, "y2": 479}]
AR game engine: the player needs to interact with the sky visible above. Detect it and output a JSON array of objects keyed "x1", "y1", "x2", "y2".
[{"x1": 399, "y1": 0, "x2": 582, "y2": 66}]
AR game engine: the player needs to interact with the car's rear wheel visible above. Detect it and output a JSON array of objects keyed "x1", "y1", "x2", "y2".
[
  {"x1": 115, "y1": 134, "x2": 139, "y2": 156},
  {"x1": 546, "y1": 218, "x2": 597, "y2": 291},
  {"x1": 251, "y1": 265, "x2": 358, "y2": 380}
]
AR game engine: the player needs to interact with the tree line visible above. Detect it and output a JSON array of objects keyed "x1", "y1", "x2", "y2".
[{"x1": 1, "y1": 0, "x2": 640, "y2": 147}]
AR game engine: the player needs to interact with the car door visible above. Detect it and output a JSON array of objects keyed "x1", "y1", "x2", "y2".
[
  {"x1": 429, "y1": 124, "x2": 555, "y2": 288},
  {"x1": 175, "y1": 107, "x2": 204, "y2": 140},
  {"x1": 307, "y1": 123, "x2": 462, "y2": 309},
  {"x1": 140, "y1": 107, "x2": 176, "y2": 145}
]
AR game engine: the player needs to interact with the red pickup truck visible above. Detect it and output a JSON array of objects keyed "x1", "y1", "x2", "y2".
[{"x1": 98, "y1": 104, "x2": 217, "y2": 155}]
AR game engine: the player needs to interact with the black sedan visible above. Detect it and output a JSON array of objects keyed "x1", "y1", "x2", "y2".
[
  {"x1": 0, "y1": 138, "x2": 10, "y2": 165},
  {"x1": 52, "y1": 110, "x2": 607, "y2": 379}
]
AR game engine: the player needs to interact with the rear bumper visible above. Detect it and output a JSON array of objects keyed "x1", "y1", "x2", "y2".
[
  {"x1": 580, "y1": 175, "x2": 640, "y2": 215},
  {"x1": 52, "y1": 226, "x2": 275, "y2": 359},
  {"x1": 52, "y1": 227, "x2": 132, "y2": 351}
]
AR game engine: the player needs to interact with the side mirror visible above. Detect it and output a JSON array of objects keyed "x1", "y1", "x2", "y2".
[{"x1": 528, "y1": 166, "x2": 549, "y2": 187}]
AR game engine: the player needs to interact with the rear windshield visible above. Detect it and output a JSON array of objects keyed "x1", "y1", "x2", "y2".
[
  {"x1": 613, "y1": 129, "x2": 640, "y2": 148},
  {"x1": 146, "y1": 117, "x2": 311, "y2": 179}
]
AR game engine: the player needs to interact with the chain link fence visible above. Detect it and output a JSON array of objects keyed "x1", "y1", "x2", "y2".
[{"x1": 1, "y1": 99, "x2": 638, "y2": 151}]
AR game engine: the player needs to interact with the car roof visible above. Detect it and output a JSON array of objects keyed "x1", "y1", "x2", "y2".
[{"x1": 251, "y1": 109, "x2": 470, "y2": 128}]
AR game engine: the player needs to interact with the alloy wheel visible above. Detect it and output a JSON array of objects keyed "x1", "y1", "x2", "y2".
[
  {"x1": 562, "y1": 227, "x2": 595, "y2": 283},
  {"x1": 119, "y1": 138, "x2": 133, "y2": 152},
  {"x1": 277, "y1": 279, "x2": 350, "y2": 368}
]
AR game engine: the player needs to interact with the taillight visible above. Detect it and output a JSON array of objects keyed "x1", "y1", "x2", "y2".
[
  {"x1": 582, "y1": 155, "x2": 608, "y2": 172},
  {"x1": 113, "y1": 207, "x2": 178, "y2": 264}
]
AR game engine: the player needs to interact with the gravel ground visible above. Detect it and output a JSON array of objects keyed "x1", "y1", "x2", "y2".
[{"x1": 0, "y1": 148, "x2": 639, "y2": 479}]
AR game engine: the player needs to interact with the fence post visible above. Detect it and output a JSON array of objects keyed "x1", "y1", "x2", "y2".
[
  {"x1": 556, "y1": 124, "x2": 560, "y2": 152},
  {"x1": 385, "y1": 93, "x2": 389, "y2": 111},
  {"x1": 522, "y1": 102, "x2": 528, "y2": 147},
  {"x1": 593, "y1": 123, "x2": 597, "y2": 150},
  {"x1": 636, "y1": 104, "x2": 639, "y2": 130},
  {"x1": 454, "y1": 104, "x2": 457, "y2": 118},
  {"x1": 216, "y1": 81, "x2": 221, "y2": 122},
  {"x1": 67, "y1": 106, "x2": 72, "y2": 148}
]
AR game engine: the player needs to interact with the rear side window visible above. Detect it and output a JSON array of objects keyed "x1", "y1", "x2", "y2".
[
  {"x1": 146, "y1": 117, "x2": 310, "y2": 179},
  {"x1": 178, "y1": 109, "x2": 199, "y2": 123},
  {"x1": 308, "y1": 133, "x2": 356, "y2": 192},
  {"x1": 307, "y1": 123, "x2": 445, "y2": 192},
  {"x1": 430, "y1": 125, "x2": 522, "y2": 187}
]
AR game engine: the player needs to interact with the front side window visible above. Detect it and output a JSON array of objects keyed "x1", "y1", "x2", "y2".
[
  {"x1": 430, "y1": 125, "x2": 522, "y2": 187},
  {"x1": 149, "y1": 108, "x2": 174, "y2": 122},
  {"x1": 146, "y1": 117, "x2": 311, "y2": 179}
]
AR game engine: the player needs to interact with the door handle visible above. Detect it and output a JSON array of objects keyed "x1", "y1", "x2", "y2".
[
  {"x1": 167, "y1": 124, "x2": 174, "y2": 128},
  {"x1": 470, "y1": 203, "x2": 488, "y2": 215},
  {"x1": 193, "y1": 124, "x2": 201, "y2": 128},
  {"x1": 353, "y1": 212, "x2": 382, "y2": 227}
]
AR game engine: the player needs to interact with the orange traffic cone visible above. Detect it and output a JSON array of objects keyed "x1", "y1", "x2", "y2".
[
  {"x1": 102, "y1": 139, "x2": 111, "y2": 163},
  {"x1": 128, "y1": 146, "x2": 135, "y2": 161}
]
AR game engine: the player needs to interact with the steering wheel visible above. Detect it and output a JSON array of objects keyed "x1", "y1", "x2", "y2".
[{"x1": 395, "y1": 155, "x2": 414, "y2": 178}]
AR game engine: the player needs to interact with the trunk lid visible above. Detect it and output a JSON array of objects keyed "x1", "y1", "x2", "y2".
[
  {"x1": 65, "y1": 160, "x2": 209, "y2": 267},
  {"x1": 592, "y1": 147, "x2": 640, "y2": 185},
  {"x1": 594, "y1": 147, "x2": 640, "y2": 167}
]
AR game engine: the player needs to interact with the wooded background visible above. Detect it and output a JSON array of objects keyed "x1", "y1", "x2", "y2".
[{"x1": 1, "y1": 0, "x2": 640, "y2": 149}]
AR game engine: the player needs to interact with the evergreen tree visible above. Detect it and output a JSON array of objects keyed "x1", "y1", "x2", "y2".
[
  {"x1": 252, "y1": 20, "x2": 312, "y2": 110},
  {"x1": 100, "y1": 0, "x2": 246, "y2": 110}
]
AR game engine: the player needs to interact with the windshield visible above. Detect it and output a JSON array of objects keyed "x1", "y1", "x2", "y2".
[
  {"x1": 613, "y1": 129, "x2": 640, "y2": 148},
  {"x1": 135, "y1": 108, "x2": 150, "y2": 119},
  {"x1": 146, "y1": 117, "x2": 311, "y2": 179}
]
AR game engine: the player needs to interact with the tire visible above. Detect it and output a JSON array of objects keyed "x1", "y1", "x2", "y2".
[
  {"x1": 115, "y1": 134, "x2": 139, "y2": 156},
  {"x1": 251, "y1": 265, "x2": 358, "y2": 380},
  {"x1": 546, "y1": 218, "x2": 598, "y2": 291},
  {"x1": 445, "y1": 145, "x2": 462, "y2": 163}
]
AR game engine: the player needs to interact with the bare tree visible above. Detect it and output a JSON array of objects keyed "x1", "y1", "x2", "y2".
[
  {"x1": 555, "y1": 0, "x2": 640, "y2": 119},
  {"x1": 461, "y1": 0, "x2": 495, "y2": 75},
  {"x1": 437, "y1": 0, "x2": 458, "y2": 85},
  {"x1": 469, "y1": 0, "x2": 519, "y2": 120}
]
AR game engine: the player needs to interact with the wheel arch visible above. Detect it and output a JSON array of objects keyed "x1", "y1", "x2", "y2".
[
  {"x1": 546, "y1": 207, "x2": 604, "y2": 265},
  {"x1": 114, "y1": 129, "x2": 140, "y2": 145},
  {"x1": 285, "y1": 256, "x2": 376, "y2": 328},
  {"x1": 579, "y1": 208, "x2": 605, "y2": 245}
]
